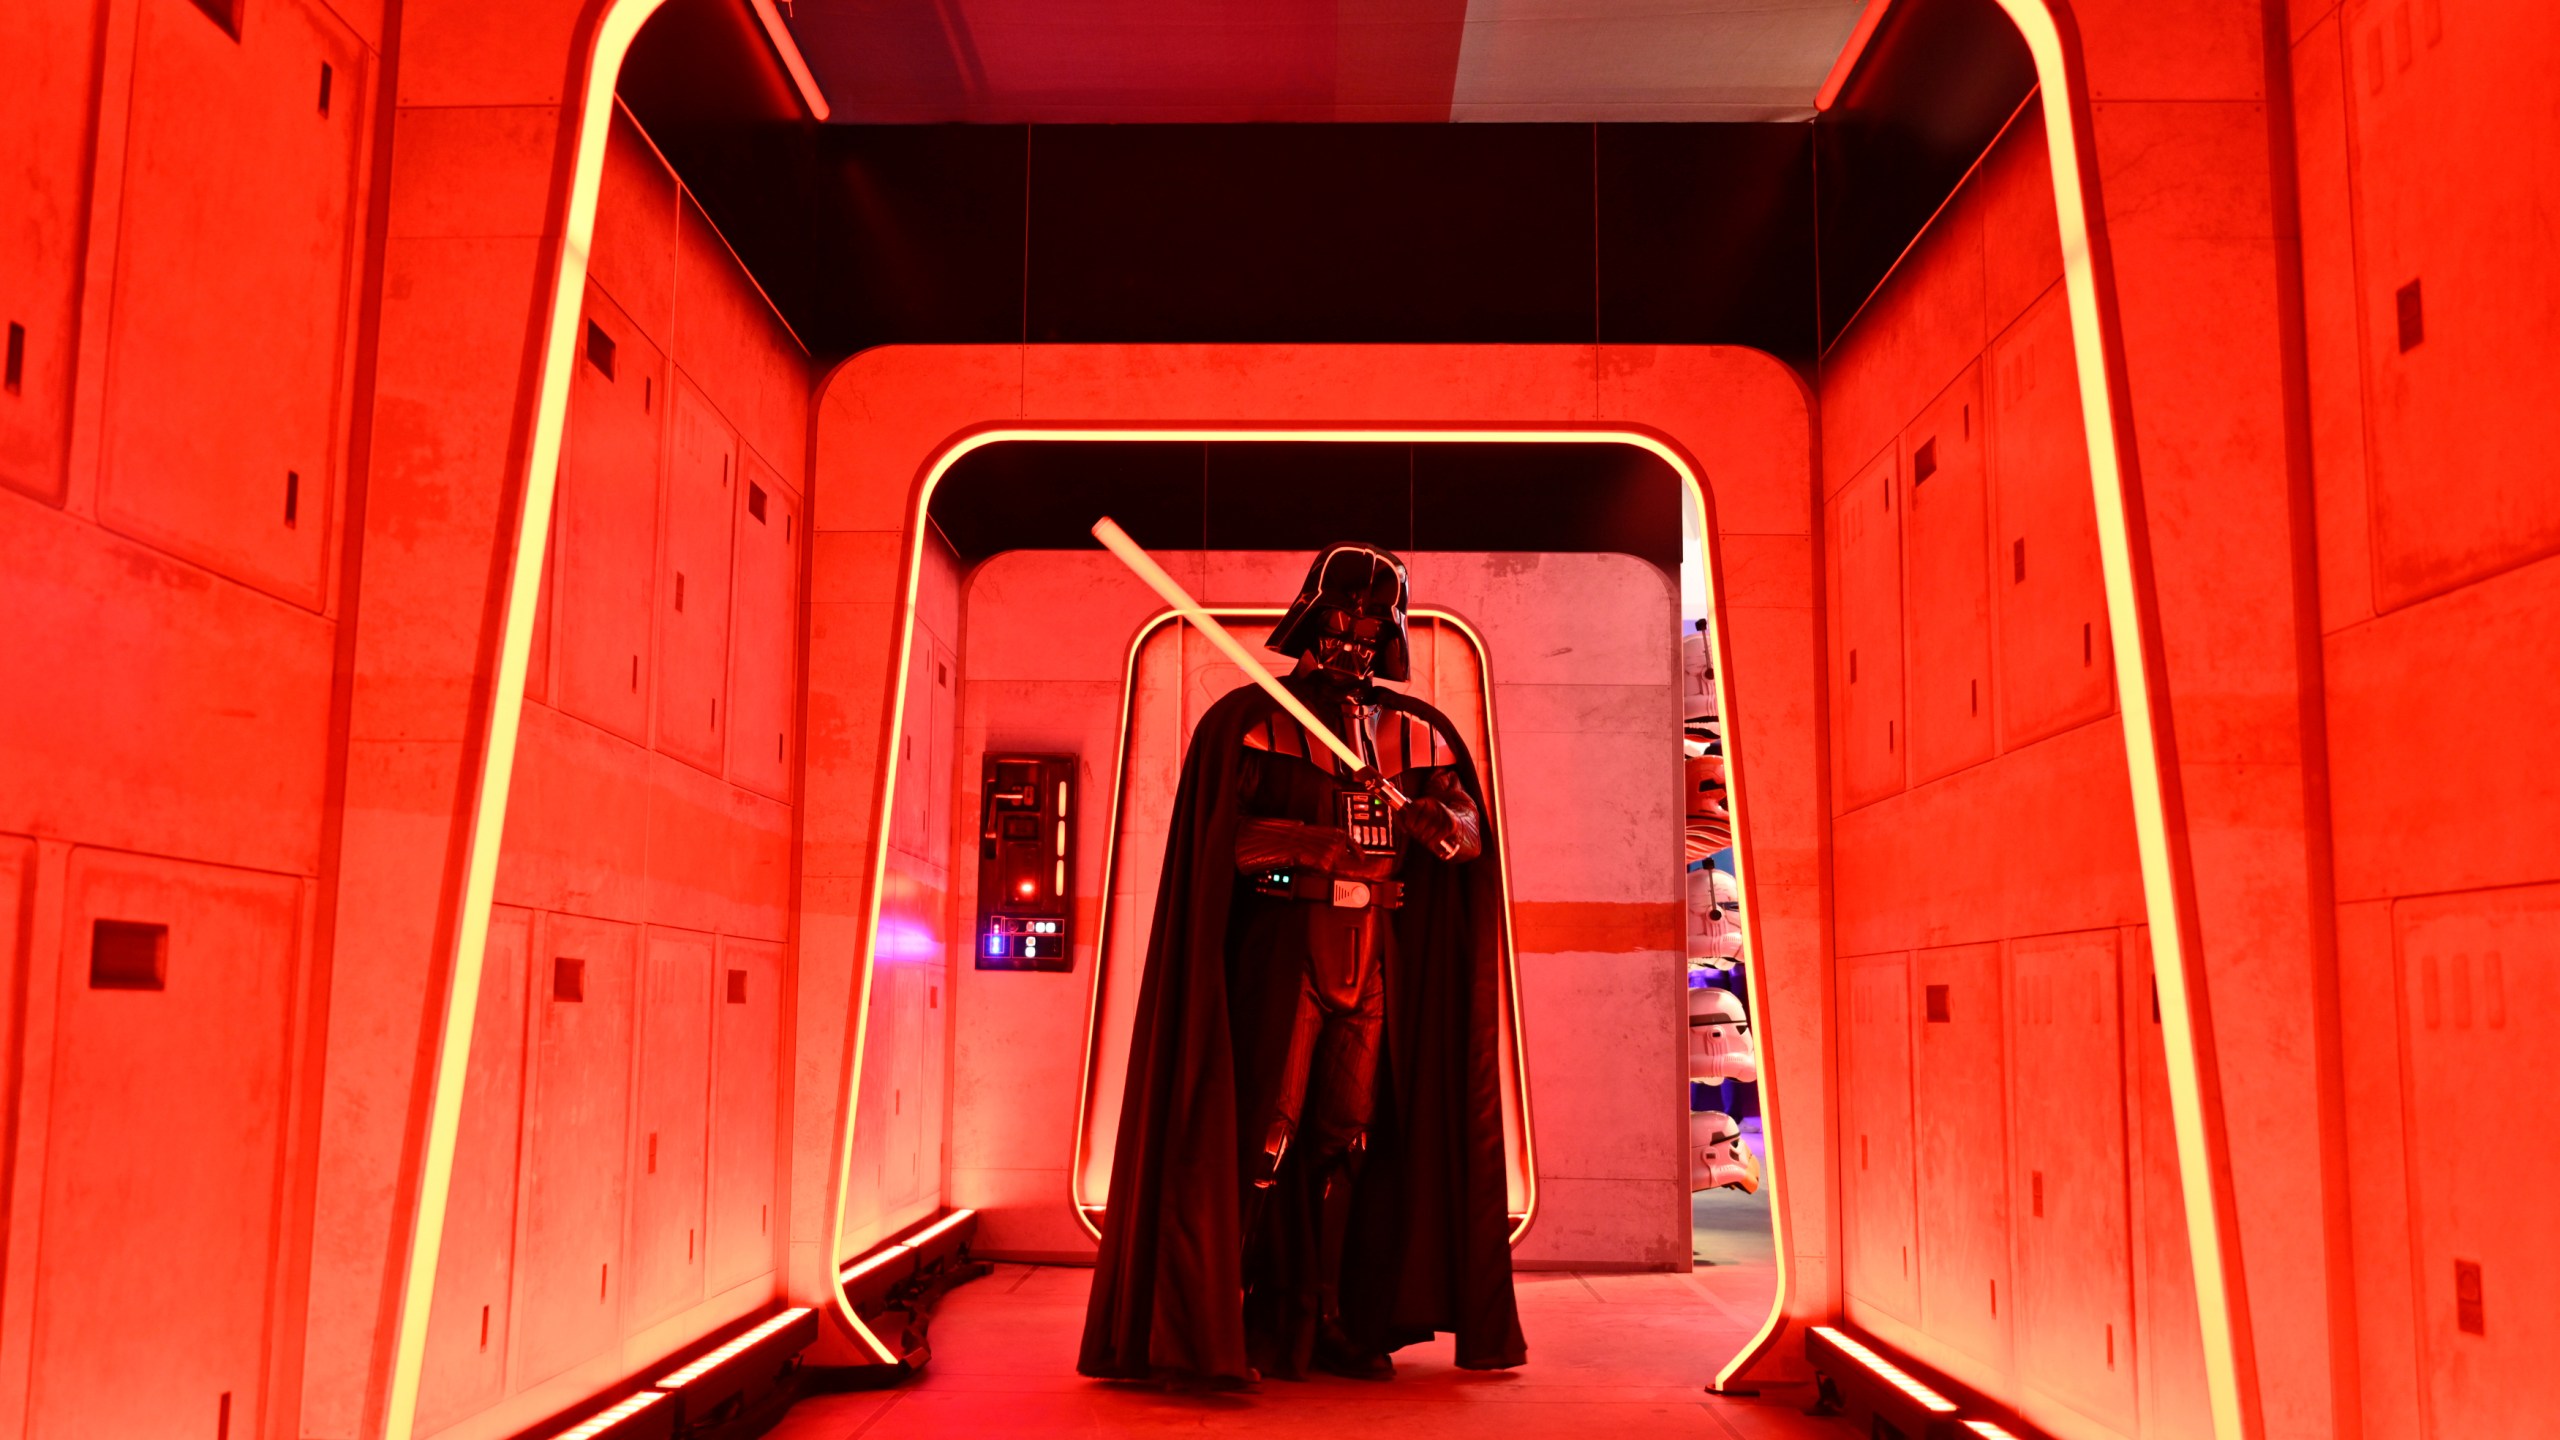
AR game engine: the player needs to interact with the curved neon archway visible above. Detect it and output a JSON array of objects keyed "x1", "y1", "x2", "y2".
[
  {"x1": 850, "y1": 425, "x2": 1785, "y2": 1392},
  {"x1": 1066, "y1": 603, "x2": 1534, "y2": 1245},
  {"x1": 384, "y1": 2, "x2": 2259, "y2": 1436}
]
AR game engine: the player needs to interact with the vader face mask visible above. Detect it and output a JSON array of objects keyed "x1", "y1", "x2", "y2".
[{"x1": 1268, "y1": 544, "x2": 1412, "y2": 684}]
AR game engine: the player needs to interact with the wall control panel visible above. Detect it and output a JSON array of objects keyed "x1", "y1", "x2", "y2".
[{"x1": 973, "y1": 753, "x2": 1076, "y2": 971}]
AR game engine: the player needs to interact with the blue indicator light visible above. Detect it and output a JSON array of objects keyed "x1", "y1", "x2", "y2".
[{"x1": 985, "y1": 933, "x2": 1008, "y2": 958}]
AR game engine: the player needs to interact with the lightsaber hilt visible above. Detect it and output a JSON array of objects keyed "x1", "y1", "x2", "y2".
[{"x1": 1091, "y1": 517, "x2": 1407, "y2": 809}]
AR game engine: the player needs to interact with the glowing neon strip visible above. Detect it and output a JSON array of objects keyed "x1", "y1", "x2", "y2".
[
  {"x1": 1813, "y1": 0, "x2": 1896, "y2": 111},
  {"x1": 1695, "y1": 452, "x2": 1790, "y2": 1397},
  {"x1": 1987, "y1": 4, "x2": 2257, "y2": 1436},
  {"x1": 550, "y1": 1390, "x2": 667, "y2": 1440},
  {"x1": 850, "y1": 430, "x2": 1738, "y2": 1288},
  {"x1": 843, "y1": 429, "x2": 1766, "y2": 1373},
  {"x1": 405, "y1": 0, "x2": 2242, "y2": 1421},
  {"x1": 1813, "y1": 1326, "x2": 1958, "y2": 1414},
  {"x1": 378, "y1": 3, "x2": 670, "y2": 1436},
  {"x1": 838, "y1": 1244, "x2": 912, "y2": 1285},
  {"x1": 745, "y1": 0, "x2": 831, "y2": 120},
  {"x1": 654, "y1": 1307, "x2": 814, "y2": 1389},
  {"x1": 1964, "y1": 1421, "x2": 2025, "y2": 1439},
  {"x1": 901, "y1": 1207, "x2": 976, "y2": 1251},
  {"x1": 405, "y1": 0, "x2": 1813, "y2": 1417},
  {"x1": 1065, "y1": 603, "x2": 1537, "y2": 1243}
]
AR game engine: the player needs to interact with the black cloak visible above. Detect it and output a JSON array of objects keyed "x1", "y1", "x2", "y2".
[{"x1": 1078, "y1": 678, "x2": 1526, "y2": 1383}]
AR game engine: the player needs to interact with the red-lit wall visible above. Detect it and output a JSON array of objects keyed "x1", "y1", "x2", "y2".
[
  {"x1": 16, "y1": 0, "x2": 2558, "y2": 1435},
  {"x1": 1817, "y1": 103, "x2": 2204, "y2": 1440},
  {"x1": 1809, "y1": 1, "x2": 2560, "y2": 1434},
  {"x1": 0, "y1": 3, "x2": 818, "y2": 1428},
  {"x1": 2292, "y1": 3, "x2": 2560, "y2": 1436},
  {"x1": 835, "y1": 530, "x2": 961, "y2": 1259},
  {"x1": 2, "y1": 1, "x2": 376, "y2": 1436},
  {"x1": 409, "y1": 108, "x2": 813, "y2": 1440}
]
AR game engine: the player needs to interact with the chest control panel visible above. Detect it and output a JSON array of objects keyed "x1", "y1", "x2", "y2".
[{"x1": 974, "y1": 753, "x2": 1076, "y2": 971}]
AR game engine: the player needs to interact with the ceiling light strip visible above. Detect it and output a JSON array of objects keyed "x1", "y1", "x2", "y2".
[
  {"x1": 746, "y1": 0, "x2": 831, "y2": 120},
  {"x1": 1814, "y1": 0, "x2": 1897, "y2": 110}
]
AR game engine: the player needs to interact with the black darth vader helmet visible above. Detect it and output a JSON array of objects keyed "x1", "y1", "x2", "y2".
[{"x1": 1267, "y1": 543, "x2": 1412, "y2": 682}]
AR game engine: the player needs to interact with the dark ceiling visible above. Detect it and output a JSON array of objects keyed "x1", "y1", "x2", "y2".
[{"x1": 616, "y1": 0, "x2": 2033, "y2": 375}]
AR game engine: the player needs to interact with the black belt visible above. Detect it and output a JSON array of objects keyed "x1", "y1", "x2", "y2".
[{"x1": 1251, "y1": 869, "x2": 1404, "y2": 910}]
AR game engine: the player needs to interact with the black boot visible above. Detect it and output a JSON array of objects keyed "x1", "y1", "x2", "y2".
[
  {"x1": 1313, "y1": 1315, "x2": 1395, "y2": 1380},
  {"x1": 1310, "y1": 1157, "x2": 1393, "y2": 1380}
]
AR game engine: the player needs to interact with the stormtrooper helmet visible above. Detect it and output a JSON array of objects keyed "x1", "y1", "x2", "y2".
[
  {"x1": 1687, "y1": 865, "x2": 1743, "y2": 962},
  {"x1": 1681, "y1": 625, "x2": 1719, "y2": 725},
  {"x1": 1687, "y1": 982, "x2": 1759, "y2": 1085},
  {"x1": 1689, "y1": 1109, "x2": 1761, "y2": 1194}
]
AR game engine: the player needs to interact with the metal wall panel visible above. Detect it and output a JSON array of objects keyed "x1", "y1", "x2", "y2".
[
  {"x1": 628, "y1": 926, "x2": 713, "y2": 1329},
  {"x1": 514, "y1": 913, "x2": 634, "y2": 1386},
  {"x1": 724, "y1": 451, "x2": 797, "y2": 802},
  {"x1": 707, "y1": 936, "x2": 781, "y2": 1294},
  {"x1": 29, "y1": 850, "x2": 299, "y2": 1439},
  {"x1": 656, "y1": 379, "x2": 734, "y2": 775},
  {"x1": 2007, "y1": 928, "x2": 2136, "y2": 1430},
  {"x1": 2349, "y1": 0, "x2": 2560, "y2": 609},
  {"x1": 417, "y1": 905, "x2": 532, "y2": 1434},
  {"x1": 0, "y1": 0, "x2": 104, "y2": 503},
  {"x1": 1900, "y1": 365, "x2": 1995, "y2": 785},
  {"x1": 1987, "y1": 288, "x2": 2112, "y2": 751},
  {"x1": 97, "y1": 0, "x2": 365, "y2": 609},
  {"x1": 1840, "y1": 950, "x2": 1919, "y2": 1323},
  {"x1": 2122, "y1": 927, "x2": 2212, "y2": 1439},
  {"x1": 554, "y1": 287, "x2": 665, "y2": 745},
  {"x1": 2397, "y1": 881, "x2": 2560, "y2": 1437},
  {"x1": 1827, "y1": 451, "x2": 1906, "y2": 811},
  {"x1": 1914, "y1": 941, "x2": 2012, "y2": 1371}
]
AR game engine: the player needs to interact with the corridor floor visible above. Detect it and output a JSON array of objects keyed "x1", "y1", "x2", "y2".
[{"x1": 771, "y1": 1192, "x2": 1846, "y2": 1439}]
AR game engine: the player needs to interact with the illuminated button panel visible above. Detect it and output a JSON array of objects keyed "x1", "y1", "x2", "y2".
[
  {"x1": 983, "y1": 916, "x2": 1065, "y2": 963},
  {"x1": 974, "y1": 752, "x2": 1076, "y2": 972}
]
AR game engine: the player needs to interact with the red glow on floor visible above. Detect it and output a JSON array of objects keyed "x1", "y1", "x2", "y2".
[{"x1": 768, "y1": 1248, "x2": 1832, "y2": 1440}]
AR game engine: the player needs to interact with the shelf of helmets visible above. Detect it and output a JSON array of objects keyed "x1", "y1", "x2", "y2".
[{"x1": 1682, "y1": 624, "x2": 1763, "y2": 1197}]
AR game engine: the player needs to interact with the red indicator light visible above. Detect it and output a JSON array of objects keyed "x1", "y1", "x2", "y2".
[{"x1": 1018, "y1": 880, "x2": 1035, "y2": 896}]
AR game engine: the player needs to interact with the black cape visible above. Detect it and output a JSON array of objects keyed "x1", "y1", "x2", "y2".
[{"x1": 1078, "y1": 678, "x2": 1526, "y2": 1383}]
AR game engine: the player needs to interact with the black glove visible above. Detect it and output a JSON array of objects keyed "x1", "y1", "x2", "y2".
[
  {"x1": 1394, "y1": 770, "x2": 1483, "y2": 862},
  {"x1": 1396, "y1": 796, "x2": 1458, "y2": 848}
]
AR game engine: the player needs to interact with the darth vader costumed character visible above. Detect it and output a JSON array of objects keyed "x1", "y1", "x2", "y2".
[{"x1": 1079, "y1": 544, "x2": 1526, "y2": 1385}]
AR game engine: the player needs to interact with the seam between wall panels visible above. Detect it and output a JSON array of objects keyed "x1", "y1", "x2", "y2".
[
  {"x1": 1820, "y1": 88, "x2": 2044, "y2": 365},
  {"x1": 2255, "y1": 2, "x2": 2364, "y2": 1434},
  {"x1": 613, "y1": 97, "x2": 808, "y2": 359}
]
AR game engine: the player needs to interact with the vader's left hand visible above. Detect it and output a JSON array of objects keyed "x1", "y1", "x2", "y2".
[{"x1": 1394, "y1": 769, "x2": 1483, "y2": 863}]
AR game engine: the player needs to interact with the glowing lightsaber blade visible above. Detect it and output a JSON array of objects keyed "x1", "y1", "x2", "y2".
[{"x1": 1091, "y1": 517, "x2": 1404, "y2": 807}]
